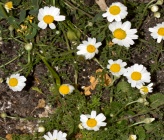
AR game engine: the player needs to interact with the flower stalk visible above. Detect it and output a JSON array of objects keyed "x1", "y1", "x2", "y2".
[{"x1": 37, "y1": 53, "x2": 61, "y2": 88}]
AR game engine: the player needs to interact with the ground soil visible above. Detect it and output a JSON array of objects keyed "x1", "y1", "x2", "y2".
[{"x1": 0, "y1": 0, "x2": 164, "y2": 139}]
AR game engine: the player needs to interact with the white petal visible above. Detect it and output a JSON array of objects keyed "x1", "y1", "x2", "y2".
[
  {"x1": 91, "y1": 111, "x2": 97, "y2": 118},
  {"x1": 38, "y1": 21, "x2": 47, "y2": 29},
  {"x1": 49, "y1": 23, "x2": 56, "y2": 29},
  {"x1": 55, "y1": 16, "x2": 65, "y2": 21}
]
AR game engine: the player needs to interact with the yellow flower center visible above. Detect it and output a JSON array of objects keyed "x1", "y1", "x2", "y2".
[
  {"x1": 141, "y1": 86, "x2": 149, "y2": 93},
  {"x1": 5, "y1": 1, "x2": 13, "y2": 9},
  {"x1": 9, "y1": 78, "x2": 18, "y2": 87},
  {"x1": 157, "y1": 27, "x2": 164, "y2": 36},
  {"x1": 131, "y1": 72, "x2": 142, "y2": 81},
  {"x1": 43, "y1": 15, "x2": 54, "y2": 24},
  {"x1": 110, "y1": 63, "x2": 121, "y2": 72},
  {"x1": 59, "y1": 85, "x2": 70, "y2": 95},
  {"x1": 113, "y1": 28, "x2": 127, "y2": 40},
  {"x1": 87, "y1": 118, "x2": 97, "y2": 127},
  {"x1": 109, "y1": 5, "x2": 121, "y2": 15},
  {"x1": 87, "y1": 45, "x2": 96, "y2": 53}
]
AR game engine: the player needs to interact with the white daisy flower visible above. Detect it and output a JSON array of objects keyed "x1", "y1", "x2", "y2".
[
  {"x1": 4, "y1": 1, "x2": 13, "y2": 13},
  {"x1": 38, "y1": 6, "x2": 65, "y2": 29},
  {"x1": 43, "y1": 129, "x2": 67, "y2": 140},
  {"x1": 59, "y1": 84, "x2": 74, "y2": 96},
  {"x1": 77, "y1": 37, "x2": 102, "y2": 59},
  {"x1": 107, "y1": 59, "x2": 127, "y2": 77},
  {"x1": 149, "y1": 22, "x2": 164, "y2": 43},
  {"x1": 6, "y1": 74, "x2": 26, "y2": 92},
  {"x1": 108, "y1": 21, "x2": 138, "y2": 48},
  {"x1": 128, "y1": 134, "x2": 137, "y2": 140},
  {"x1": 136, "y1": 83, "x2": 153, "y2": 95},
  {"x1": 123, "y1": 64, "x2": 151, "y2": 88},
  {"x1": 80, "y1": 110, "x2": 107, "y2": 131},
  {"x1": 102, "y1": 2, "x2": 128, "y2": 22}
]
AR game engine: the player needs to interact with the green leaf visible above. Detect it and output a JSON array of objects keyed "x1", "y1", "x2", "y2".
[
  {"x1": 7, "y1": 16, "x2": 19, "y2": 29},
  {"x1": 25, "y1": 28, "x2": 37, "y2": 39},
  {"x1": 19, "y1": 10, "x2": 26, "y2": 24},
  {"x1": 92, "y1": 11, "x2": 104, "y2": 22},
  {"x1": 110, "y1": 101, "x2": 122, "y2": 114},
  {"x1": 31, "y1": 0, "x2": 41, "y2": 7},
  {"x1": 116, "y1": 81, "x2": 131, "y2": 93},
  {"x1": 0, "y1": 4, "x2": 8, "y2": 18},
  {"x1": 13, "y1": 0, "x2": 22, "y2": 6},
  {"x1": 149, "y1": 93, "x2": 164, "y2": 108},
  {"x1": 136, "y1": 126, "x2": 146, "y2": 140},
  {"x1": 97, "y1": 30, "x2": 105, "y2": 42},
  {"x1": 29, "y1": 9, "x2": 39, "y2": 16}
]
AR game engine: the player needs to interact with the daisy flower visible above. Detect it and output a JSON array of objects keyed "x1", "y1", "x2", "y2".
[
  {"x1": 102, "y1": 2, "x2": 128, "y2": 22},
  {"x1": 59, "y1": 84, "x2": 74, "y2": 96},
  {"x1": 107, "y1": 59, "x2": 127, "y2": 77},
  {"x1": 136, "y1": 83, "x2": 153, "y2": 95},
  {"x1": 80, "y1": 110, "x2": 107, "y2": 131},
  {"x1": 6, "y1": 74, "x2": 26, "y2": 92},
  {"x1": 77, "y1": 37, "x2": 102, "y2": 59},
  {"x1": 4, "y1": 1, "x2": 13, "y2": 13},
  {"x1": 38, "y1": 6, "x2": 65, "y2": 29},
  {"x1": 108, "y1": 21, "x2": 138, "y2": 48},
  {"x1": 43, "y1": 130, "x2": 67, "y2": 140},
  {"x1": 149, "y1": 22, "x2": 164, "y2": 43},
  {"x1": 128, "y1": 134, "x2": 137, "y2": 140},
  {"x1": 123, "y1": 64, "x2": 151, "y2": 88}
]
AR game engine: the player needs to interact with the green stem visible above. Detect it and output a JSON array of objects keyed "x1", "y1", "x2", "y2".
[
  {"x1": 64, "y1": 1, "x2": 93, "y2": 18},
  {"x1": 37, "y1": 53, "x2": 61, "y2": 88},
  {"x1": 129, "y1": 121, "x2": 144, "y2": 127},
  {"x1": 0, "y1": 54, "x2": 23, "y2": 68},
  {"x1": 27, "y1": 50, "x2": 31, "y2": 64},
  {"x1": 59, "y1": 23, "x2": 71, "y2": 50},
  {"x1": 93, "y1": 58, "x2": 105, "y2": 69},
  {"x1": 59, "y1": 23, "x2": 78, "y2": 84},
  {"x1": 125, "y1": 100, "x2": 138, "y2": 107},
  {"x1": 137, "y1": 0, "x2": 156, "y2": 30},
  {"x1": 52, "y1": 0, "x2": 55, "y2": 6}
]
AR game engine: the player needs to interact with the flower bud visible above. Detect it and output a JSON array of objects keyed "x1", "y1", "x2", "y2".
[
  {"x1": 24, "y1": 43, "x2": 32, "y2": 51},
  {"x1": 151, "y1": 5, "x2": 159, "y2": 12},
  {"x1": 0, "y1": 78, "x2": 3, "y2": 83},
  {"x1": 8, "y1": 25, "x2": 14, "y2": 32},
  {"x1": 144, "y1": 101, "x2": 149, "y2": 106},
  {"x1": 154, "y1": 12, "x2": 161, "y2": 18},
  {"x1": 128, "y1": 135, "x2": 137, "y2": 140},
  {"x1": 1, "y1": 113, "x2": 7, "y2": 118},
  {"x1": 38, "y1": 126, "x2": 45, "y2": 132},
  {"x1": 67, "y1": 30, "x2": 81, "y2": 41},
  {"x1": 88, "y1": 22, "x2": 93, "y2": 27},
  {"x1": 55, "y1": 30, "x2": 61, "y2": 35},
  {"x1": 156, "y1": 0, "x2": 163, "y2": 5},
  {"x1": 78, "y1": 123, "x2": 84, "y2": 129},
  {"x1": 137, "y1": 98, "x2": 146, "y2": 103},
  {"x1": 143, "y1": 118, "x2": 155, "y2": 124}
]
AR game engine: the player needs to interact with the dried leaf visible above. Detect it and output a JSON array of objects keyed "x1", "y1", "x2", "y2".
[
  {"x1": 96, "y1": 68, "x2": 112, "y2": 86},
  {"x1": 108, "y1": 41, "x2": 114, "y2": 47},
  {"x1": 90, "y1": 76, "x2": 98, "y2": 90},
  {"x1": 6, "y1": 134, "x2": 12, "y2": 140},
  {"x1": 95, "y1": 0, "x2": 107, "y2": 11},
  {"x1": 37, "y1": 99, "x2": 46, "y2": 108},
  {"x1": 83, "y1": 86, "x2": 92, "y2": 95},
  {"x1": 75, "y1": 133, "x2": 83, "y2": 139}
]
